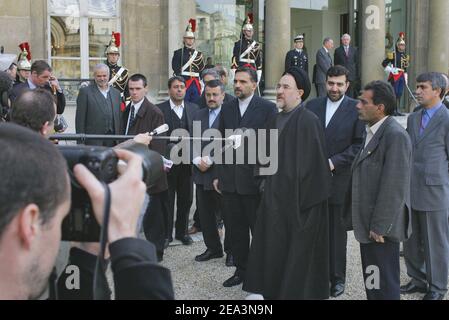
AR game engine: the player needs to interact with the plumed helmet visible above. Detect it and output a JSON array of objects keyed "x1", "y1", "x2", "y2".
[
  {"x1": 184, "y1": 19, "x2": 196, "y2": 39},
  {"x1": 17, "y1": 42, "x2": 32, "y2": 71},
  {"x1": 106, "y1": 32, "x2": 121, "y2": 55}
]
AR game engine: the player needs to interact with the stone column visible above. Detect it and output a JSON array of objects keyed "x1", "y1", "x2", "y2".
[
  {"x1": 360, "y1": 0, "x2": 386, "y2": 86},
  {"x1": 263, "y1": 0, "x2": 291, "y2": 100},
  {"x1": 158, "y1": 0, "x2": 196, "y2": 102},
  {"x1": 428, "y1": 0, "x2": 449, "y2": 73}
]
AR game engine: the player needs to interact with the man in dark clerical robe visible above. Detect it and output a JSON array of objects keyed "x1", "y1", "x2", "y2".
[{"x1": 243, "y1": 67, "x2": 332, "y2": 300}]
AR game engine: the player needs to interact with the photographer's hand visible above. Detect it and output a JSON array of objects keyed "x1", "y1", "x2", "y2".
[
  {"x1": 74, "y1": 149, "x2": 146, "y2": 243},
  {"x1": 133, "y1": 133, "x2": 152, "y2": 146}
]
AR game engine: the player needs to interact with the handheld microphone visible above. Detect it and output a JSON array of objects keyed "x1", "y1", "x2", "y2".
[{"x1": 150, "y1": 124, "x2": 169, "y2": 136}]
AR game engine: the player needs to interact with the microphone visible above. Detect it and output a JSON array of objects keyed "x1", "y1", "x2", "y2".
[{"x1": 150, "y1": 124, "x2": 169, "y2": 136}]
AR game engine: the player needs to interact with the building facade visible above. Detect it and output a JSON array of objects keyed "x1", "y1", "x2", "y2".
[{"x1": 1, "y1": 0, "x2": 448, "y2": 109}]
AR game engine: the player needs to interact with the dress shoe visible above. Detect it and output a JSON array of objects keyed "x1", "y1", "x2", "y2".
[
  {"x1": 223, "y1": 274, "x2": 244, "y2": 287},
  {"x1": 188, "y1": 225, "x2": 201, "y2": 235},
  {"x1": 175, "y1": 235, "x2": 194, "y2": 246},
  {"x1": 195, "y1": 249, "x2": 224, "y2": 262},
  {"x1": 400, "y1": 281, "x2": 427, "y2": 294},
  {"x1": 225, "y1": 254, "x2": 235, "y2": 267},
  {"x1": 330, "y1": 283, "x2": 345, "y2": 298},
  {"x1": 423, "y1": 292, "x2": 445, "y2": 300}
]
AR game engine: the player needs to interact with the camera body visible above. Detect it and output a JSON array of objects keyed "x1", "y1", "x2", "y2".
[
  {"x1": 60, "y1": 146, "x2": 118, "y2": 242},
  {"x1": 59, "y1": 143, "x2": 164, "y2": 242}
]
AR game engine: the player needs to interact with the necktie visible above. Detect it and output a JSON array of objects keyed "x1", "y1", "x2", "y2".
[
  {"x1": 420, "y1": 110, "x2": 430, "y2": 135},
  {"x1": 128, "y1": 105, "x2": 135, "y2": 133},
  {"x1": 209, "y1": 109, "x2": 216, "y2": 128},
  {"x1": 345, "y1": 47, "x2": 349, "y2": 57}
]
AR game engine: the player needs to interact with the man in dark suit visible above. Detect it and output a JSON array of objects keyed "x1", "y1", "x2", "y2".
[
  {"x1": 192, "y1": 80, "x2": 226, "y2": 262},
  {"x1": 193, "y1": 69, "x2": 234, "y2": 110},
  {"x1": 306, "y1": 65, "x2": 365, "y2": 298},
  {"x1": 352, "y1": 80, "x2": 412, "y2": 300},
  {"x1": 334, "y1": 34, "x2": 359, "y2": 98},
  {"x1": 315, "y1": 37, "x2": 334, "y2": 97},
  {"x1": 189, "y1": 68, "x2": 232, "y2": 237},
  {"x1": 122, "y1": 74, "x2": 169, "y2": 262},
  {"x1": 75, "y1": 63, "x2": 122, "y2": 147},
  {"x1": 213, "y1": 67, "x2": 277, "y2": 287},
  {"x1": 10, "y1": 60, "x2": 66, "y2": 115},
  {"x1": 157, "y1": 76, "x2": 199, "y2": 246},
  {"x1": 402, "y1": 72, "x2": 449, "y2": 300}
]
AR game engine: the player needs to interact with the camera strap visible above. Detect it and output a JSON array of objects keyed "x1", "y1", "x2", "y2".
[{"x1": 93, "y1": 183, "x2": 111, "y2": 300}]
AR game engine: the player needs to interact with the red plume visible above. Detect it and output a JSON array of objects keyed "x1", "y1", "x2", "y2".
[
  {"x1": 189, "y1": 19, "x2": 196, "y2": 33},
  {"x1": 399, "y1": 32, "x2": 406, "y2": 39},
  {"x1": 112, "y1": 32, "x2": 121, "y2": 48},
  {"x1": 19, "y1": 42, "x2": 31, "y2": 61},
  {"x1": 247, "y1": 13, "x2": 254, "y2": 24}
]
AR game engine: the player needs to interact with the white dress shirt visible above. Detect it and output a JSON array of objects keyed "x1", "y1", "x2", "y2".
[
  {"x1": 27, "y1": 78, "x2": 37, "y2": 90},
  {"x1": 325, "y1": 96, "x2": 345, "y2": 128},
  {"x1": 170, "y1": 99, "x2": 185, "y2": 119},
  {"x1": 125, "y1": 98, "x2": 145, "y2": 134},
  {"x1": 238, "y1": 94, "x2": 254, "y2": 117},
  {"x1": 365, "y1": 116, "x2": 389, "y2": 148}
]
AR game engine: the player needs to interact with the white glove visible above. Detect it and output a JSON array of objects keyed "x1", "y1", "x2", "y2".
[
  {"x1": 257, "y1": 70, "x2": 263, "y2": 84},
  {"x1": 229, "y1": 69, "x2": 236, "y2": 83},
  {"x1": 384, "y1": 64, "x2": 394, "y2": 75},
  {"x1": 404, "y1": 72, "x2": 408, "y2": 85}
]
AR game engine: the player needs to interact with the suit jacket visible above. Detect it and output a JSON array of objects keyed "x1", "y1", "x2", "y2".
[
  {"x1": 351, "y1": 117, "x2": 412, "y2": 244},
  {"x1": 122, "y1": 97, "x2": 168, "y2": 194},
  {"x1": 75, "y1": 84, "x2": 122, "y2": 146},
  {"x1": 407, "y1": 105, "x2": 449, "y2": 211},
  {"x1": 10, "y1": 81, "x2": 66, "y2": 114},
  {"x1": 218, "y1": 95, "x2": 277, "y2": 195},
  {"x1": 306, "y1": 96, "x2": 365, "y2": 204},
  {"x1": 156, "y1": 100, "x2": 199, "y2": 159},
  {"x1": 192, "y1": 107, "x2": 222, "y2": 190},
  {"x1": 334, "y1": 46, "x2": 359, "y2": 82},
  {"x1": 194, "y1": 92, "x2": 234, "y2": 109},
  {"x1": 315, "y1": 47, "x2": 333, "y2": 84}
]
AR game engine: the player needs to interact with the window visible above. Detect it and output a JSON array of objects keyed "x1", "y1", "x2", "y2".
[{"x1": 48, "y1": 0, "x2": 120, "y2": 79}]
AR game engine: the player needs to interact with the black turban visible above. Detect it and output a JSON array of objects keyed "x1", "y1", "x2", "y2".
[{"x1": 284, "y1": 67, "x2": 311, "y2": 102}]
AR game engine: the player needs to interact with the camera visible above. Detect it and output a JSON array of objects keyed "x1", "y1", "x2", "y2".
[{"x1": 59, "y1": 143, "x2": 164, "y2": 242}]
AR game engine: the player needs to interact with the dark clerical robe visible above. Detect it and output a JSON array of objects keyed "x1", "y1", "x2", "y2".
[{"x1": 243, "y1": 105, "x2": 332, "y2": 300}]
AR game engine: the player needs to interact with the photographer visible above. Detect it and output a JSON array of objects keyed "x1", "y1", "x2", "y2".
[
  {"x1": 10, "y1": 89, "x2": 56, "y2": 137},
  {"x1": 0, "y1": 123, "x2": 174, "y2": 300}
]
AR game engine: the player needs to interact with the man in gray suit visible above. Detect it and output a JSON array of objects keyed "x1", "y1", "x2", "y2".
[
  {"x1": 75, "y1": 63, "x2": 122, "y2": 146},
  {"x1": 402, "y1": 72, "x2": 449, "y2": 300},
  {"x1": 352, "y1": 80, "x2": 412, "y2": 300},
  {"x1": 315, "y1": 37, "x2": 334, "y2": 97}
]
